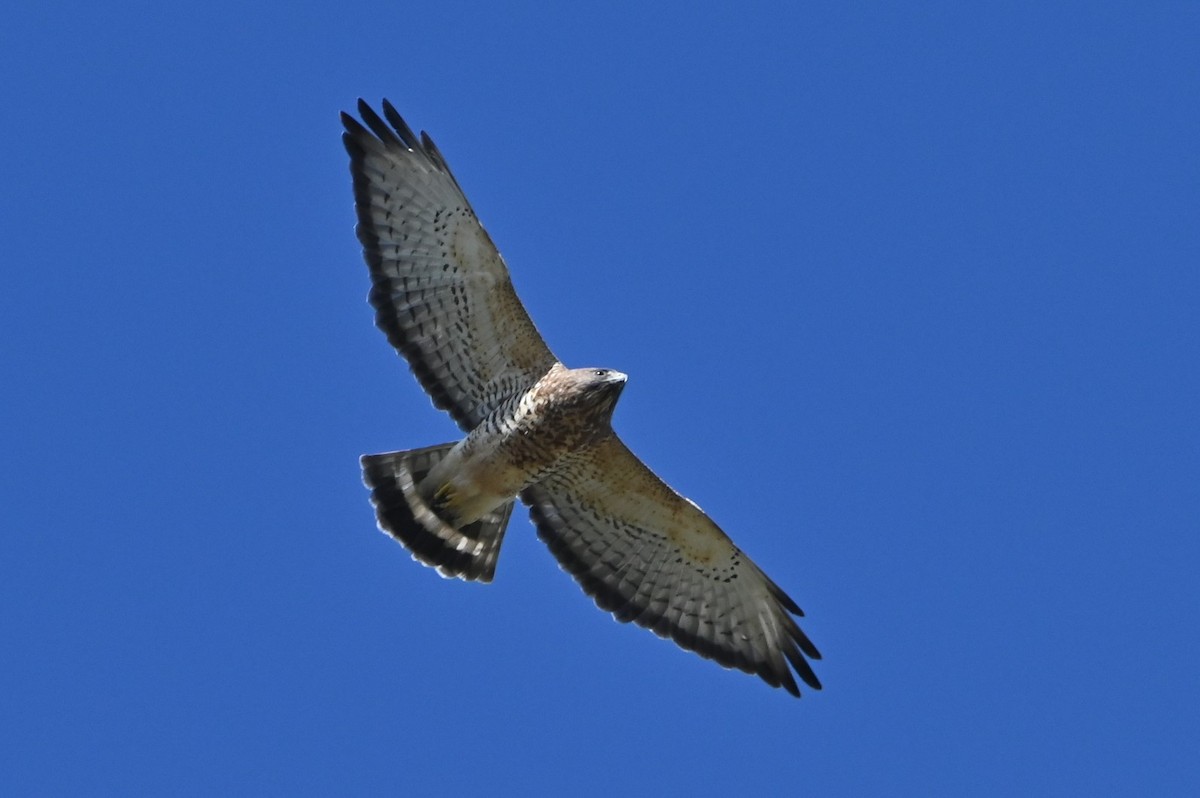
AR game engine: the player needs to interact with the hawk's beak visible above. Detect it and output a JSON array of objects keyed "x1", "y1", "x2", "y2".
[{"x1": 595, "y1": 371, "x2": 627, "y2": 408}]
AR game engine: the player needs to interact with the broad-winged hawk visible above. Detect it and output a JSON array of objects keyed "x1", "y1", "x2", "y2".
[{"x1": 342, "y1": 100, "x2": 821, "y2": 697}]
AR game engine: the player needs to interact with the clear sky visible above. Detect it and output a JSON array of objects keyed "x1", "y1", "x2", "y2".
[{"x1": 3, "y1": 2, "x2": 1198, "y2": 795}]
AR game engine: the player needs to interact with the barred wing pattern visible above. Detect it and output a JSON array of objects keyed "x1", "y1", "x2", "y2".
[
  {"x1": 522, "y1": 436, "x2": 822, "y2": 696},
  {"x1": 342, "y1": 100, "x2": 558, "y2": 430}
]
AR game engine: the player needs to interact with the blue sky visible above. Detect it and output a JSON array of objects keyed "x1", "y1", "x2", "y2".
[{"x1": 3, "y1": 2, "x2": 1198, "y2": 794}]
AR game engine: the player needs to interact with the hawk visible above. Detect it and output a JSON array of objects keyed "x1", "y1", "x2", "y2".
[{"x1": 342, "y1": 100, "x2": 822, "y2": 697}]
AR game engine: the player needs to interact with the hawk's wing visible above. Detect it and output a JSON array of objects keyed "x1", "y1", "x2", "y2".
[
  {"x1": 521, "y1": 436, "x2": 822, "y2": 696},
  {"x1": 342, "y1": 100, "x2": 558, "y2": 430}
]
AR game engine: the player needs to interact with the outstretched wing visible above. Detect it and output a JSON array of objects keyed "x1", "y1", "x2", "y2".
[
  {"x1": 342, "y1": 100, "x2": 558, "y2": 431},
  {"x1": 521, "y1": 436, "x2": 821, "y2": 697}
]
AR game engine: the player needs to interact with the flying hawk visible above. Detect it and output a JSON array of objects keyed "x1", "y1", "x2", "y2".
[{"x1": 342, "y1": 100, "x2": 821, "y2": 697}]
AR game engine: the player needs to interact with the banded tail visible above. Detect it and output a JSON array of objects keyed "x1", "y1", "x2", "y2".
[{"x1": 361, "y1": 444, "x2": 514, "y2": 582}]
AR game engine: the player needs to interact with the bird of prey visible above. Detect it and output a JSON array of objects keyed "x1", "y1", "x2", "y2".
[{"x1": 341, "y1": 99, "x2": 821, "y2": 697}]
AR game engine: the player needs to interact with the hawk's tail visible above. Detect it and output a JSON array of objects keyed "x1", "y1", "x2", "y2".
[{"x1": 361, "y1": 444, "x2": 514, "y2": 583}]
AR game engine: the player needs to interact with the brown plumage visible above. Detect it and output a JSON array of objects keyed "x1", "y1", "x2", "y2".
[{"x1": 344, "y1": 100, "x2": 821, "y2": 697}]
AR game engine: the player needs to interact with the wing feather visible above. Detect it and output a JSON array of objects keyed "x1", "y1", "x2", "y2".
[
  {"x1": 522, "y1": 436, "x2": 821, "y2": 696},
  {"x1": 343, "y1": 100, "x2": 558, "y2": 430}
]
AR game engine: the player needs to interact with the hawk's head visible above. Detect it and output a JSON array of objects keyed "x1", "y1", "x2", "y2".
[{"x1": 548, "y1": 366, "x2": 628, "y2": 420}]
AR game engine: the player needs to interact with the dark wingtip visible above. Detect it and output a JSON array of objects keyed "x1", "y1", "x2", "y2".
[
  {"x1": 355, "y1": 99, "x2": 401, "y2": 146},
  {"x1": 381, "y1": 99, "x2": 421, "y2": 148},
  {"x1": 784, "y1": 643, "x2": 823, "y2": 691},
  {"x1": 772, "y1": 581, "x2": 804, "y2": 616}
]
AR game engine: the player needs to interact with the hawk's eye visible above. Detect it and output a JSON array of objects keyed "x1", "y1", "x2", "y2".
[{"x1": 593, "y1": 369, "x2": 607, "y2": 377}]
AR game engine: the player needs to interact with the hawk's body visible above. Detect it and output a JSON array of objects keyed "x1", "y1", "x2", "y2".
[
  {"x1": 419, "y1": 363, "x2": 625, "y2": 528},
  {"x1": 343, "y1": 100, "x2": 822, "y2": 697}
]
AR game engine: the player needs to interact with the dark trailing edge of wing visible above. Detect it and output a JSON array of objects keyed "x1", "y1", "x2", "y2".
[
  {"x1": 523, "y1": 494, "x2": 822, "y2": 697},
  {"x1": 341, "y1": 99, "x2": 479, "y2": 430}
]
